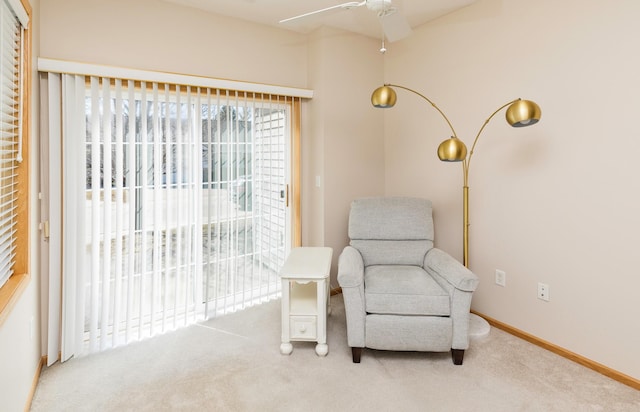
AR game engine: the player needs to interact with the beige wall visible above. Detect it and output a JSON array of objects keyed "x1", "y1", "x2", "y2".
[
  {"x1": 304, "y1": 27, "x2": 386, "y2": 287},
  {"x1": 39, "y1": 0, "x2": 309, "y2": 89},
  {"x1": 0, "y1": 280, "x2": 41, "y2": 412},
  {"x1": 383, "y1": 0, "x2": 640, "y2": 379}
]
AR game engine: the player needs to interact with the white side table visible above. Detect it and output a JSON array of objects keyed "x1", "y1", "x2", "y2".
[{"x1": 279, "y1": 247, "x2": 333, "y2": 356}]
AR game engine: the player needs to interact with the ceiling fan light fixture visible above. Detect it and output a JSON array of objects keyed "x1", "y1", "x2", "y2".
[
  {"x1": 378, "y1": 7, "x2": 397, "y2": 18},
  {"x1": 367, "y1": 0, "x2": 394, "y2": 13}
]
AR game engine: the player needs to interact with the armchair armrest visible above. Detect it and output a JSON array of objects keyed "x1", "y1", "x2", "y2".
[
  {"x1": 425, "y1": 248, "x2": 478, "y2": 350},
  {"x1": 337, "y1": 246, "x2": 365, "y2": 288},
  {"x1": 424, "y1": 248, "x2": 479, "y2": 292},
  {"x1": 337, "y1": 246, "x2": 366, "y2": 348}
]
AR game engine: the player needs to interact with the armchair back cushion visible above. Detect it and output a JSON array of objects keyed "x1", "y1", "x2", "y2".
[{"x1": 349, "y1": 197, "x2": 434, "y2": 266}]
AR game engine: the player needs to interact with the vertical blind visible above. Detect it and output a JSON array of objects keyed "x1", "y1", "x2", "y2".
[
  {"x1": 41, "y1": 71, "x2": 302, "y2": 361},
  {"x1": 0, "y1": 0, "x2": 26, "y2": 289}
]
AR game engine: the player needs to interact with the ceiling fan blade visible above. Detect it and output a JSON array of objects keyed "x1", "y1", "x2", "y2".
[
  {"x1": 279, "y1": 1, "x2": 365, "y2": 24},
  {"x1": 381, "y1": 10, "x2": 412, "y2": 42}
]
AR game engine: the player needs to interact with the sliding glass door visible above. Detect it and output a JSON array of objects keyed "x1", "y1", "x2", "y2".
[{"x1": 41, "y1": 73, "x2": 301, "y2": 359}]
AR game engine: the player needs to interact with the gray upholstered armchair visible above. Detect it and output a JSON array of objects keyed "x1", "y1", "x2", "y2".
[{"x1": 338, "y1": 197, "x2": 479, "y2": 365}]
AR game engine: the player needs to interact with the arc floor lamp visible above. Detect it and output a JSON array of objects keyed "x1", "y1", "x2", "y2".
[{"x1": 371, "y1": 83, "x2": 541, "y2": 335}]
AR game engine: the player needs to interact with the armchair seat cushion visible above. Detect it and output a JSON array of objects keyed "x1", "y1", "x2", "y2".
[{"x1": 364, "y1": 265, "x2": 451, "y2": 316}]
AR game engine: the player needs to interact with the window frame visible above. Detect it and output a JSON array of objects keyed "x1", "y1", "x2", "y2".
[{"x1": 0, "y1": 0, "x2": 32, "y2": 327}]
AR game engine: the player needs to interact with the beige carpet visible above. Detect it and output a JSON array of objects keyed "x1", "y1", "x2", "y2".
[{"x1": 31, "y1": 294, "x2": 640, "y2": 411}]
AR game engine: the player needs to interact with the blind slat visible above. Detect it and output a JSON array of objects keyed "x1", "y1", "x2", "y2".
[
  {"x1": 89, "y1": 76, "x2": 101, "y2": 352},
  {"x1": 100, "y1": 77, "x2": 112, "y2": 351},
  {"x1": 112, "y1": 78, "x2": 124, "y2": 348}
]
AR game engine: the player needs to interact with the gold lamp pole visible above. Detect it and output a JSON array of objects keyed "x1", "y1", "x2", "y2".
[{"x1": 371, "y1": 84, "x2": 541, "y2": 268}]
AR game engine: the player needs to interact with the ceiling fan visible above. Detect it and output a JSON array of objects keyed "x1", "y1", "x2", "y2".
[{"x1": 279, "y1": 0, "x2": 412, "y2": 43}]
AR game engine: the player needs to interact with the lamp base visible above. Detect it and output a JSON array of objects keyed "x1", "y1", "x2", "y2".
[{"x1": 469, "y1": 313, "x2": 491, "y2": 340}]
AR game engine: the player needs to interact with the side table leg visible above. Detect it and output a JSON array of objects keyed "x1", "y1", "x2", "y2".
[
  {"x1": 315, "y1": 279, "x2": 328, "y2": 357},
  {"x1": 315, "y1": 343, "x2": 328, "y2": 356},
  {"x1": 326, "y1": 279, "x2": 331, "y2": 315},
  {"x1": 280, "y1": 279, "x2": 292, "y2": 355},
  {"x1": 280, "y1": 343, "x2": 293, "y2": 355}
]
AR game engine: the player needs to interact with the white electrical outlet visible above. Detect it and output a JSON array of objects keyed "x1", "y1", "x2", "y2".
[
  {"x1": 495, "y1": 269, "x2": 506, "y2": 287},
  {"x1": 537, "y1": 283, "x2": 550, "y2": 301}
]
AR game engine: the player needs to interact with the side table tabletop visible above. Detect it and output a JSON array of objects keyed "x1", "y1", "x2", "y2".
[{"x1": 279, "y1": 247, "x2": 333, "y2": 356}]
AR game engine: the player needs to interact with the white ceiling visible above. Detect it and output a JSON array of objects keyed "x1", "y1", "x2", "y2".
[{"x1": 161, "y1": 0, "x2": 477, "y2": 41}]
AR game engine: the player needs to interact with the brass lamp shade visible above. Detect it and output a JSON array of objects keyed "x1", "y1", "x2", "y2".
[
  {"x1": 506, "y1": 99, "x2": 541, "y2": 127},
  {"x1": 437, "y1": 136, "x2": 468, "y2": 162},
  {"x1": 371, "y1": 86, "x2": 397, "y2": 108}
]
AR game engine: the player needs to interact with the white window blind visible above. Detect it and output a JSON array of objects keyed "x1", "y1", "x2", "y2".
[
  {"x1": 0, "y1": 0, "x2": 25, "y2": 289},
  {"x1": 41, "y1": 70, "x2": 300, "y2": 360}
]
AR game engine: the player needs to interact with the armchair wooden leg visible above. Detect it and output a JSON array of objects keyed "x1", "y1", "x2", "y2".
[
  {"x1": 451, "y1": 349, "x2": 465, "y2": 365},
  {"x1": 351, "y1": 347, "x2": 362, "y2": 363}
]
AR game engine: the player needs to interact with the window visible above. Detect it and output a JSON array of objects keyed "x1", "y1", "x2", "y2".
[{"x1": 0, "y1": 0, "x2": 31, "y2": 325}]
